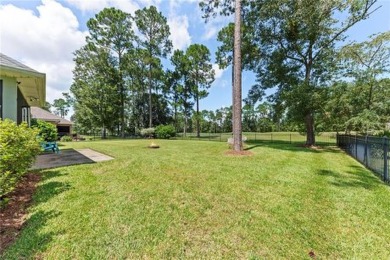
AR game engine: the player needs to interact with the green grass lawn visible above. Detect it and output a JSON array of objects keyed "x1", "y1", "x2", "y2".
[{"x1": 3, "y1": 140, "x2": 390, "y2": 259}]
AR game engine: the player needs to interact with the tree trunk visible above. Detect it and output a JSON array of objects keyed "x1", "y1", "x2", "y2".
[
  {"x1": 148, "y1": 63, "x2": 153, "y2": 128},
  {"x1": 305, "y1": 113, "x2": 315, "y2": 146},
  {"x1": 232, "y1": 0, "x2": 242, "y2": 151},
  {"x1": 304, "y1": 49, "x2": 315, "y2": 146},
  {"x1": 119, "y1": 52, "x2": 125, "y2": 138},
  {"x1": 196, "y1": 93, "x2": 200, "y2": 138},
  {"x1": 184, "y1": 111, "x2": 187, "y2": 137}
]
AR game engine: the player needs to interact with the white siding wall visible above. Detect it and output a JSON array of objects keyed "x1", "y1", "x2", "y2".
[{"x1": 1, "y1": 76, "x2": 17, "y2": 121}]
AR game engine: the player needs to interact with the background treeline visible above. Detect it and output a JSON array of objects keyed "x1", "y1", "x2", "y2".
[{"x1": 58, "y1": 3, "x2": 389, "y2": 139}]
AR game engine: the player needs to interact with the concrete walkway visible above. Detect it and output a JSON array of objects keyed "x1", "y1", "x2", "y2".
[{"x1": 31, "y1": 149, "x2": 114, "y2": 170}]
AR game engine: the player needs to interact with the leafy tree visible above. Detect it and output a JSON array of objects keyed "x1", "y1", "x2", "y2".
[
  {"x1": 135, "y1": 5, "x2": 172, "y2": 128},
  {"x1": 43, "y1": 102, "x2": 52, "y2": 112},
  {"x1": 123, "y1": 48, "x2": 149, "y2": 130},
  {"x1": 325, "y1": 32, "x2": 390, "y2": 134},
  {"x1": 168, "y1": 49, "x2": 194, "y2": 136},
  {"x1": 339, "y1": 32, "x2": 390, "y2": 133},
  {"x1": 52, "y1": 93, "x2": 72, "y2": 118},
  {"x1": 248, "y1": 0, "x2": 377, "y2": 145},
  {"x1": 186, "y1": 44, "x2": 215, "y2": 137},
  {"x1": 71, "y1": 45, "x2": 120, "y2": 138},
  {"x1": 201, "y1": 0, "x2": 377, "y2": 146},
  {"x1": 86, "y1": 7, "x2": 135, "y2": 137}
]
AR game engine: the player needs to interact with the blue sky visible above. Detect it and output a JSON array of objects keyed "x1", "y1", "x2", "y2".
[{"x1": 1, "y1": 0, "x2": 389, "y2": 115}]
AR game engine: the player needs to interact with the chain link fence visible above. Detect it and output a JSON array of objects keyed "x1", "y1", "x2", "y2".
[{"x1": 337, "y1": 134, "x2": 389, "y2": 183}]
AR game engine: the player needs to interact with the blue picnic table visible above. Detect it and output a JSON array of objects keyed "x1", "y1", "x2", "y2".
[{"x1": 41, "y1": 141, "x2": 60, "y2": 153}]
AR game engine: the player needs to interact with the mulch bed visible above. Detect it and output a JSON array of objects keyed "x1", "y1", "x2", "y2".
[{"x1": 0, "y1": 173, "x2": 41, "y2": 254}]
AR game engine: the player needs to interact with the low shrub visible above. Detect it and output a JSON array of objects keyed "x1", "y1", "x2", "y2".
[
  {"x1": 140, "y1": 128, "x2": 155, "y2": 138},
  {"x1": 60, "y1": 135, "x2": 73, "y2": 142},
  {"x1": 31, "y1": 119, "x2": 58, "y2": 141},
  {"x1": 155, "y1": 125, "x2": 176, "y2": 139},
  {"x1": 0, "y1": 120, "x2": 41, "y2": 199}
]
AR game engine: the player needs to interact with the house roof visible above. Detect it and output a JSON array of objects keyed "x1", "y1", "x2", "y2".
[
  {"x1": 0, "y1": 53, "x2": 40, "y2": 73},
  {"x1": 0, "y1": 53, "x2": 46, "y2": 107},
  {"x1": 31, "y1": 107, "x2": 73, "y2": 126}
]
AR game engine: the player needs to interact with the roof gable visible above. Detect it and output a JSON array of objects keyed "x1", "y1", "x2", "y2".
[{"x1": 0, "y1": 53, "x2": 39, "y2": 73}]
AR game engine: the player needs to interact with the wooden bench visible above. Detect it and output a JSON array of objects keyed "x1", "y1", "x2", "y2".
[{"x1": 41, "y1": 141, "x2": 60, "y2": 153}]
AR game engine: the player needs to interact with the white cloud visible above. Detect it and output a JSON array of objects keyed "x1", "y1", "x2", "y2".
[
  {"x1": 201, "y1": 11, "x2": 232, "y2": 40},
  {"x1": 0, "y1": 0, "x2": 87, "y2": 103},
  {"x1": 168, "y1": 15, "x2": 191, "y2": 50},
  {"x1": 212, "y1": 63, "x2": 225, "y2": 79},
  {"x1": 65, "y1": 0, "x2": 140, "y2": 14}
]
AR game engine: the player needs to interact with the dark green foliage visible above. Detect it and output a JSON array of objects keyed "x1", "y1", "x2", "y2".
[
  {"x1": 0, "y1": 120, "x2": 40, "y2": 199},
  {"x1": 31, "y1": 119, "x2": 58, "y2": 142},
  {"x1": 155, "y1": 125, "x2": 176, "y2": 139}
]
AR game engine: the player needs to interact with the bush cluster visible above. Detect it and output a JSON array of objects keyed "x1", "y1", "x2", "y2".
[
  {"x1": 155, "y1": 125, "x2": 176, "y2": 139},
  {"x1": 60, "y1": 135, "x2": 73, "y2": 142},
  {"x1": 140, "y1": 127, "x2": 155, "y2": 138},
  {"x1": 0, "y1": 120, "x2": 41, "y2": 199},
  {"x1": 31, "y1": 119, "x2": 58, "y2": 141}
]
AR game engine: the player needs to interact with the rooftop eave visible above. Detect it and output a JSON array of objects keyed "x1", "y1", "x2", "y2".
[{"x1": 1, "y1": 65, "x2": 46, "y2": 107}]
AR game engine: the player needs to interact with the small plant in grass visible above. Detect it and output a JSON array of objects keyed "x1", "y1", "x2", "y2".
[
  {"x1": 140, "y1": 127, "x2": 155, "y2": 138},
  {"x1": 60, "y1": 135, "x2": 73, "y2": 142},
  {"x1": 155, "y1": 125, "x2": 176, "y2": 139},
  {"x1": 0, "y1": 119, "x2": 40, "y2": 200},
  {"x1": 31, "y1": 119, "x2": 58, "y2": 141}
]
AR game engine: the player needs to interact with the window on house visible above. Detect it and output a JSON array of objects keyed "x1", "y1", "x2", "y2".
[{"x1": 21, "y1": 106, "x2": 31, "y2": 126}]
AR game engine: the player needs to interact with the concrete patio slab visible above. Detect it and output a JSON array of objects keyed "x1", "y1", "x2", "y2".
[{"x1": 31, "y1": 149, "x2": 114, "y2": 170}]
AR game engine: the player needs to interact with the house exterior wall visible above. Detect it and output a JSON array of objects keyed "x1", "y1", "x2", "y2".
[{"x1": 0, "y1": 76, "x2": 17, "y2": 121}]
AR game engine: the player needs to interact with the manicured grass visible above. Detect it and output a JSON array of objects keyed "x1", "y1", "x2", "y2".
[{"x1": 2, "y1": 140, "x2": 390, "y2": 259}]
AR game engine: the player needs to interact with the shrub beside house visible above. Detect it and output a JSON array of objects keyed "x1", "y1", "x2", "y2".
[{"x1": 0, "y1": 53, "x2": 47, "y2": 201}]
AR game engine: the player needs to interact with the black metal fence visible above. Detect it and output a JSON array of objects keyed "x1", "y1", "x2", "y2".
[
  {"x1": 337, "y1": 134, "x2": 389, "y2": 183},
  {"x1": 175, "y1": 132, "x2": 336, "y2": 145},
  {"x1": 78, "y1": 131, "x2": 336, "y2": 145}
]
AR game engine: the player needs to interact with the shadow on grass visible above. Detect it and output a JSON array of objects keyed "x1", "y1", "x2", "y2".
[
  {"x1": 244, "y1": 140, "x2": 340, "y2": 154},
  {"x1": 2, "y1": 210, "x2": 63, "y2": 259},
  {"x1": 1, "y1": 170, "x2": 71, "y2": 258},
  {"x1": 317, "y1": 165, "x2": 383, "y2": 190}
]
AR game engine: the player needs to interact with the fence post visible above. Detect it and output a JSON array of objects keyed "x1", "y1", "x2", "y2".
[
  {"x1": 364, "y1": 135, "x2": 368, "y2": 167},
  {"x1": 384, "y1": 136, "x2": 388, "y2": 182},
  {"x1": 354, "y1": 134, "x2": 357, "y2": 157},
  {"x1": 290, "y1": 133, "x2": 292, "y2": 144}
]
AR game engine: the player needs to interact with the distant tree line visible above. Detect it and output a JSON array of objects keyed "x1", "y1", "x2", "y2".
[
  {"x1": 68, "y1": 6, "x2": 215, "y2": 138},
  {"x1": 64, "y1": 2, "x2": 389, "y2": 141}
]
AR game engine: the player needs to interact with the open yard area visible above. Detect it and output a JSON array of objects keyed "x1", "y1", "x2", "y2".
[{"x1": 2, "y1": 140, "x2": 390, "y2": 259}]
